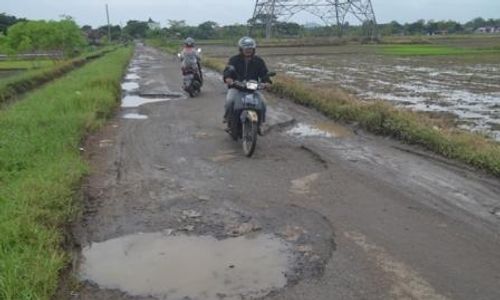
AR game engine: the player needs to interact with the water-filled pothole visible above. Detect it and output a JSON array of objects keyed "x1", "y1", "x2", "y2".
[
  {"x1": 139, "y1": 92, "x2": 184, "y2": 98},
  {"x1": 121, "y1": 82, "x2": 139, "y2": 92},
  {"x1": 122, "y1": 113, "x2": 148, "y2": 120},
  {"x1": 287, "y1": 123, "x2": 332, "y2": 138},
  {"x1": 121, "y1": 95, "x2": 172, "y2": 108},
  {"x1": 125, "y1": 73, "x2": 140, "y2": 80},
  {"x1": 80, "y1": 232, "x2": 293, "y2": 300}
]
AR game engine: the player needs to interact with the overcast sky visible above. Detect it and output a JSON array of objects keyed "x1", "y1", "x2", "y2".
[{"x1": 3, "y1": 0, "x2": 500, "y2": 27}]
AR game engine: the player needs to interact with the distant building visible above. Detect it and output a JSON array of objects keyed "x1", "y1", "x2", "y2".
[
  {"x1": 148, "y1": 18, "x2": 161, "y2": 31},
  {"x1": 475, "y1": 26, "x2": 500, "y2": 34}
]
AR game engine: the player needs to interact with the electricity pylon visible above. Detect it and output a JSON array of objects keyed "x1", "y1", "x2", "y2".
[{"x1": 249, "y1": 0, "x2": 378, "y2": 39}]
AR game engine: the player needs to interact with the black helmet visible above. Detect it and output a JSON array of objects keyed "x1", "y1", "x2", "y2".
[
  {"x1": 238, "y1": 36, "x2": 256, "y2": 50},
  {"x1": 184, "y1": 37, "x2": 195, "y2": 47}
]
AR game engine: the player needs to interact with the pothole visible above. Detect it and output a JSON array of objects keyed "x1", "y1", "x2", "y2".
[
  {"x1": 287, "y1": 123, "x2": 333, "y2": 138},
  {"x1": 287, "y1": 122, "x2": 352, "y2": 138},
  {"x1": 122, "y1": 113, "x2": 148, "y2": 120},
  {"x1": 121, "y1": 95, "x2": 173, "y2": 108},
  {"x1": 314, "y1": 122, "x2": 353, "y2": 138},
  {"x1": 125, "y1": 73, "x2": 140, "y2": 80},
  {"x1": 79, "y1": 232, "x2": 293, "y2": 300},
  {"x1": 139, "y1": 92, "x2": 184, "y2": 98},
  {"x1": 491, "y1": 207, "x2": 500, "y2": 217},
  {"x1": 290, "y1": 173, "x2": 321, "y2": 195},
  {"x1": 121, "y1": 82, "x2": 139, "y2": 92}
]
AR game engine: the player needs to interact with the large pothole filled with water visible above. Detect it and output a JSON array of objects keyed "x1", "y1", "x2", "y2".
[{"x1": 79, "y1": 232, "x2": 294, "y2": 300}]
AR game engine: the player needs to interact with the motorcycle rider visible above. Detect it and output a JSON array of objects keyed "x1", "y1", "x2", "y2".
[
  {"x1": 223, "y1": 36, "x2": 271, "y2": 126},
  {"x1": 179, "y1": 37, "x2": 203, "y2": 85}
]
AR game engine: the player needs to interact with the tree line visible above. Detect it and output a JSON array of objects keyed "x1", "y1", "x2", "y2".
[{"x1": 1, "y1": 12, "x2": 499, "y2": 57}]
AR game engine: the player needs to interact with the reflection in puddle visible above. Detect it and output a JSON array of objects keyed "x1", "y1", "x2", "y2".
[
  {"x1": 121, "y1": 82, "x2": 139, "y2": 92},
  {"x1": 125, "y1": 73, "x2": 140, "y2": 80},
  {"x1": 288, "y1": 123, "x2": 332, "y2": 138},
  {"x1": 80, "y1": 233, "x2": 292, "y2": 300},
  {"x1": 314, "y1": 122, "x2": 353, "y2": 138},
  {"x1": 121, "y1": 95, "x2": 172, "y2": 108},
  {"x1": 122, "y1": 113, "x2": 148, "y2": 120}
]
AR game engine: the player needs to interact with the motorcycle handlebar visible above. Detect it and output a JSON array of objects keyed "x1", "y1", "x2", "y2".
[{"x1": 229, "y1": 81, "x2": 268, "y2": 90}]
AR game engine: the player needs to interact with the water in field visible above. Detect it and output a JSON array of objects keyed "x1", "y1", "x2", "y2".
[
  {"x1": 205, "y1": 42, "x2": 500, "y2": 140},
  {"x1": 272, "y1": 53, "x2": 500, "y2": 139}
]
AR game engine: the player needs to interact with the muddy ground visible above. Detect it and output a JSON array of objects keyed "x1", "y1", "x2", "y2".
[
  {"x1": 204, "y1": 39, "x2": 500, "y2": 140},
  {"x1": 65, "y1": 44, "x2": 500, "y2": 300}
]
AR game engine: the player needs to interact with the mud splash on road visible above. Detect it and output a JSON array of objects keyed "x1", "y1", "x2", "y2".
[{"x1": 79, "y1": 232, "x2": 293, "y2": 300}]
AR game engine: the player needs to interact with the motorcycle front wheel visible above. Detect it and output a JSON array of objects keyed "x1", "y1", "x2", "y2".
[{"x1": 242, "y1": 118, "x2": 258, "y2": 157}]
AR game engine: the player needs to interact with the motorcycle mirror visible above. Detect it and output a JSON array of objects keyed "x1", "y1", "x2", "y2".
[
  {"x1": 197, "y1": 48, "x2": 202, "y2": 54},
  {"x1": 267, "y1": 71, "x2": 277, "y2": 77},
  {"x1": 177, "y1": 53, "x2": 181, "y2": 58}
]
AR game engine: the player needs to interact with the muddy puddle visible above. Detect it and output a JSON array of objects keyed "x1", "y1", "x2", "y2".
[
  {"x1": 79, "y1": 232, "x2": 293, "y2": 300},
  {"x1": 122, "y1": 112, "x2": 148, "y2": 120},
  {"x1": 121, "y1": 95, "x2": 173, "y2": 108},
  {"x1": 287, "y1": 122, "x2": 350, "y2": 138},
  {"x1": 121, "y1": 82, "x2": 139, "y2": 92},
  {"x1": 125, "y1": 73, "x2": 140, "y2": 81}
]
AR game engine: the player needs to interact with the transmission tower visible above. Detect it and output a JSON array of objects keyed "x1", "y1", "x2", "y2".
[{"x1": 250, "y1": 0, "x2": 378, "y2": 39}]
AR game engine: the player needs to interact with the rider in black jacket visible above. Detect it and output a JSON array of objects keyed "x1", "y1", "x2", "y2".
[{"x1": 223, "y1": 36, "x2": 271, "y2": 123}]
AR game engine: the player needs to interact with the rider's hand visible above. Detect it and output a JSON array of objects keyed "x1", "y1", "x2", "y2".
[
  {"x1": 262, "y1": 83, "x2": 271, "y2": 89},
  {"x1": 225, "y1": 78, "x2": 234, "y2": 86}
]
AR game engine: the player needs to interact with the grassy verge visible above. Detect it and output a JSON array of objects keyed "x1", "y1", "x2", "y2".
[
  {"x1": 190, "y1": 54, "x2": 500, "y2": 177},
  {"x1": 0, "y1": 46, "x2": 119, "y2": 105},
  {"x1": 0, "y1": 60, "x2": 54, "y2": 70},
  {"x1": 0, "y1": 47, "x2": 132, "y2": 300}
]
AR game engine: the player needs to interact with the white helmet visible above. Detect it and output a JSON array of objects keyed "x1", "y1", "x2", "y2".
[{"x1": 238, "y1": 36, "x2": 257, "y2": 50}]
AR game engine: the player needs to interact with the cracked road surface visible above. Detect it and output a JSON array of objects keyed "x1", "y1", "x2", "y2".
[{"x1": 70, "y1": 44, "x2": 500, "y2": 300}]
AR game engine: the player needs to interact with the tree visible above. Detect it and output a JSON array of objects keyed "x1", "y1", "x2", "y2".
[
  {"x1": 276, "y1": 22, "x2": 301, "y2": 36},
  {"x1": 196, "y1": 21, "x2": 217, "y2": 39},
  {"x1": 123, "y1": 20, "x2": 149, "y2": 38},
  {"x1": 0, "y1": 13, "x2": 26, "y2": 35},
  {"x1": 5, "y1": 18, "x2": 86, "y2": 56}
]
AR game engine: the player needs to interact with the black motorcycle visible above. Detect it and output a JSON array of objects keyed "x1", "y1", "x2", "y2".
[{"x1": 226, "y1": 72, "x2": 275, "y2": 157}]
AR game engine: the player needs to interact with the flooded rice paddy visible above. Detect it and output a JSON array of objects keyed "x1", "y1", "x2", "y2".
[{"x1": 204, "y1": 40, "x2": 500, "y2": 140}]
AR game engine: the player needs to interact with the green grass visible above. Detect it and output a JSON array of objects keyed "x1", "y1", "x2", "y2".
[
  {"x1": 0, "y1": 46, "x2": 119, "y2": 105},
  {"x1": 0, "y1": 60, "x2": 54, "y2": 70},
  {"x1": 381, "y1": 44, "x2": 500, "y2": 56},
  {"x1": 0, "y1": 47, "x2": 132, "y2": 300}
]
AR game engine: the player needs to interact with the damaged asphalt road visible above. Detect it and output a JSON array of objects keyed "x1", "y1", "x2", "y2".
[{"x1": 68, "y1": 44, "x2": 500, "y2": 300}]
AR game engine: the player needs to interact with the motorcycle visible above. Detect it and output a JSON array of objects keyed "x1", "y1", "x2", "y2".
[
  {"x1": 226, "y1": 72, "x2": 276, "y2": 157},
  {"x1": 178, "y1": 48, "x2": 202, "y2": 97}
]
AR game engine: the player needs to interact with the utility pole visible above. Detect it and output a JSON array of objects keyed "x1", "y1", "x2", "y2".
[{"x1": 106, "y1": 4, "x2": 111, "y2": 43}]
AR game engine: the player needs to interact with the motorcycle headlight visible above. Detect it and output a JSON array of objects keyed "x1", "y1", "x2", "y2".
[{"x1": 246, "y1": 82, "x2": 259, "y2": 90}]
